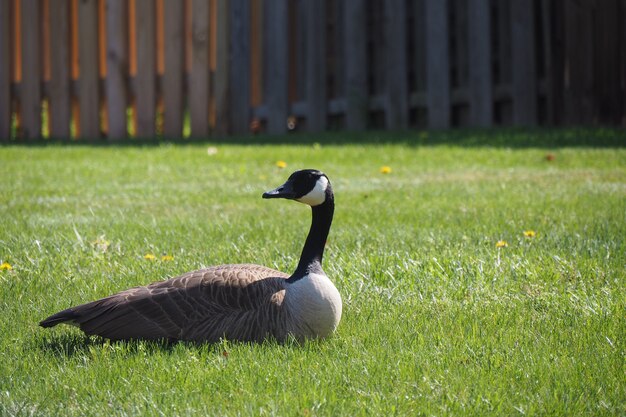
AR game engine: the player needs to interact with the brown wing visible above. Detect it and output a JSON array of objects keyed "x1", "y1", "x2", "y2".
[{"x1": 40, "y1": 264, "x2": 289, "y2": 343}]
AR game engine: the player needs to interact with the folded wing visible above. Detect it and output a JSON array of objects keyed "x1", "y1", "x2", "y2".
[{"x1": 40, "y1": 264, "x2": 289, "y2": 342}]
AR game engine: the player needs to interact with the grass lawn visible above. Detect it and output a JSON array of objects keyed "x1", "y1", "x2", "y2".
[{"x1": 0, "y1": 129, "x2": 624, "y2": 416}]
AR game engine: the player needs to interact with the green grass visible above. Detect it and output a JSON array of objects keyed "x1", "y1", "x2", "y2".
[{"x1": 1, "y1": 129, "x2": 625, "y2": 416}]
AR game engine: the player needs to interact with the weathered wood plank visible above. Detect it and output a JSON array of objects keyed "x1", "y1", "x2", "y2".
[
  {"x1": 214, "y1": 0, "x2": 229, "y2": 135},
  {"x1": 511, "y1": 0, "x2": 537, "y2": 125},
  {"x1": 78, "y1": 0, "x2": 100, "y2": 139},
  {"x1": 250, "y1": 0, "x2": 263, "y2": 108},
  {"x1": 163, "y1": 0, "x2": 184, "y2": 137},
  {"x1": 330, "y1": 1, "x2": 345, "y2": 99},
  {"x1": 49, "y1": 0, "x2": 71, "y2": 138},
  {"x1": 295, "y1": 0, "x2": 307, "y2": 102},
  {"x1": 425, "y1": 0, "x2": 450, "y2": 129},
  {"x1": 264, "y1": 0, "x2": 288, "y2": 135},
  {"x1": 385, "y1": 0, "x2": 408, "y2": 129},
  {"x1": 105, "y1": 0, "x2": 127, "y2": 140},
  {"x1": 305, "y1": 0, "x2": 326, "y2": 132},
  {"x1": 622, "y1": 0, "x2": 626, "y2": 126},
  {"x1": 230, "y1": 0, "x2": 250, "y2": 135},
  {"x1": 591, "y1": 0, "x2": 622, "y2": 124},
  {"x1": 564, "y1": 0, "x2": 594, "y2": 125},
  {"x1": 0, "y1": 0, "x2": 10, "y2": 140},
  {"x1": 344, "y1": 0, "x2": 367, "y2": 130},
  {"x1": 135, "y1": 0, "x2": 156, "y2": 137},
  {"x1": 20, "y1": 0, "x2": 41, "y2": 139},
  {"x1": 468, "y1": 0, "x2": 493, "y2": 126},
  {"x1": 189, "y1": 0, "x2": 210, "y2": 137},
  {"x1": 540, "y1": 0, "x2": 554, "y2": 125},
  {"x1": 452, "y1": 0, "x2": 469, "y2": 88},
  {"x1": 413, "y1": 0, "x2": 427, "y2": 93}
]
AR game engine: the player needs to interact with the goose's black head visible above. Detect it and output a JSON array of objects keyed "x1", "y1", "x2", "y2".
[{"x1": 263, "y1": 169, "x2": 331, "y2": 206}]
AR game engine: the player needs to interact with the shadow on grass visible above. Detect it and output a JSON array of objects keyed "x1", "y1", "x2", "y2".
[
  {"x1": 35, "y1": 331, "x2": 307, "y2": 358},
  {"x1": 3, "y1": 127, "x2": 625, "y2": 148},
  {"x1": 36, "y1": 332, "x2": 179, "y2": 358}
]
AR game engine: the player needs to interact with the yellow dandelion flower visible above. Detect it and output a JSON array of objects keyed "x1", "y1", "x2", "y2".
[
  {"x1": 523, "y1": 230, "x2": 536, "y2": 238},
  {"x1": 276, "y1": 160, "x2": 287, "y2": 169},
  {"x1": 144, "y1": 253, "x2": 156, "y2": 260},
  {"x1": 0, "y1": 262, "x2": 12, "y2": 271},
  {"x1": 161, "y1": 255, "x2": 174, "y2": 261},
  {"x1": 380, "y1": 166, "x2": 392, "y2": 174},
  {"x1": 495, "y1": 240, "x2": 508, "y2": 248}
]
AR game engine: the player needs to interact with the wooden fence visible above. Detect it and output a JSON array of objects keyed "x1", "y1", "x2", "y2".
[{"x1": 1, "y1": 0, "x2": 624, "y2": 141}]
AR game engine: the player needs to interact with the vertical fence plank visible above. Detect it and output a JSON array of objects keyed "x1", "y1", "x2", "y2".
[
  {"x1": 468, "y1": 0, "x2": 492, "y2": 126},
  {"x1": 49, "y1": 0, "x2": 71, "y2": 138},
  {"x1": 163, "y1": 0, "x2": 184, "y2": 137},
  {"x1": 250, "y1": 0, "x2": 263, "y2": 108},
  {"x1": 540, "y1": 0, "x2": 554, "y2": 125},
  {"x1": 589, "y1": 0, "x2": 621, "y2": 124},
  {"x1": 105, "y1": 0, "x2": 128, "y2": 140},
  {"x1": 135, "y1": 0, "x2": 156, "y2": 137},
  {"x1": 230, "y1": 0, "x2": 250, "y2": 134},
  {"x1": 264, "y1": 0, "x2": 288, "y2": 135},
  {"x1": 295, "y1": 0, "x2": 307, "y2": 102},
  {"x1": 622, "y1": 0, "x2": 626, "y2": 126},
  {"x1": 305, "y1": 0, "x2": 326, "y2": 132},
  {"x1": 344, "y1": 0, "x2": 367, "y2": 130},
  {"x1": 510, "y1": 0, "x2": 537, "y2": 125},
  {"x1": 0, "y1": 0, "x2": 10, "y2": 140},
  {"x1": 425, "y1": 0, "x2": 450, "y2": 129},
  {"x1": 190, "y1": 0, "x2": 209, "y2": 137},
  {"x1": 78, "y1": 0, "x2": 100, "y2": 139},
  {"x1": 563, "y1": 0, "x2": 594, "y2": 125},
  {"x1": 413, "y1": 0, "x2": 427, "y2": 93},
  {"x1": 385, "y1": 0, "x2": 408, "y2": 129},
  {"x1": 214, "y1": 0, "x2": 229, "y2": 135},
  {"x1": 493, "y1": 1, "x2": 510, "y2": 86},
  {"x1": 21, "y1": 0, "x2": 41, "y2": 139}
]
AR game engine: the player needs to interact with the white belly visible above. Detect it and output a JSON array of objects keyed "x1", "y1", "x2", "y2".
[{"x1": 285, "y1": 273, "x2": 342, "y2": 339}]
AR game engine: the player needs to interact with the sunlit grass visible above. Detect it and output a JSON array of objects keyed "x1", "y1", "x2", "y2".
[{"x1": 0, "y1": 129, "x2": 624, "y2": 416}]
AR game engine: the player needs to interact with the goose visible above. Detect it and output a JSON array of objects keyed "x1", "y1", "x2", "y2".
[{"x1": 40, "y1": 169, "x2": 341, "y2": 343}]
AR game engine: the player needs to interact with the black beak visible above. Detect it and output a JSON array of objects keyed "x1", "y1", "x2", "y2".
[{"x1": 263, "y1": 180, "x2": 296, "y2": 199}]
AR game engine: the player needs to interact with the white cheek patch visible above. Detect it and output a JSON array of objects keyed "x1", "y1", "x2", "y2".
[{"x1": 296, "y1": 176, "x2": 328, "y2": 206}]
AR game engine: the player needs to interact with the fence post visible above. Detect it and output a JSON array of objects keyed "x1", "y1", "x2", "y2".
[
  {"x1": 385, "y1": 0, "x2": 409, "y2": 130},
  {"x1": 78, "y1": 0, "x2": 100, "y2": 139},
  {"x1": 21, "y1": 0, "x2": 41, "y2": 139},
  {"x1": 511, "y1": 0, "x2": 537, "y2": 125},
  {"x1": 190, "y1": 0, "x2": 210, "y2": 138},
  {"x1": 305, "y1": 0, "x2": 326, "y2": 132},
  {"x1": 425, "y1": 0, "x2": 451, "y2": 129},
  {"x1": 0, "y1": 0, "x2": 10, "y2": 140},
  {"x1": 105, "y1": 0, "x2": 128, "y2": 140},
  {"x1": 344, "y1": 0, "x2": 367, "y2": 131},
  {"x1": 230, "y1": 0, "x2": 251, "y2": 135},
  {"x1": 264, "y1": 0, "x2": 289, "y2": 135},
  {"x1": 468, "y1": 0, "x2": 493, "y2": 126},
  {"x1": 135, "y1": 0, "x2": 156, "y2": 138},
  {"x1": 163, "y1": 0, "x2": 184, "y2": 138}
]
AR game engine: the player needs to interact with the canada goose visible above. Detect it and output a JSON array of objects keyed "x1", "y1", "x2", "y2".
[{"x1": 40, "y1": 169, "x2": 341, "y2": 343}]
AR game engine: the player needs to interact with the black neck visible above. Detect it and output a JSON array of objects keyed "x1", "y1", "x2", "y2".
[{"x1": 288, "y1": 190, "x2": 334, "y2": 282}]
